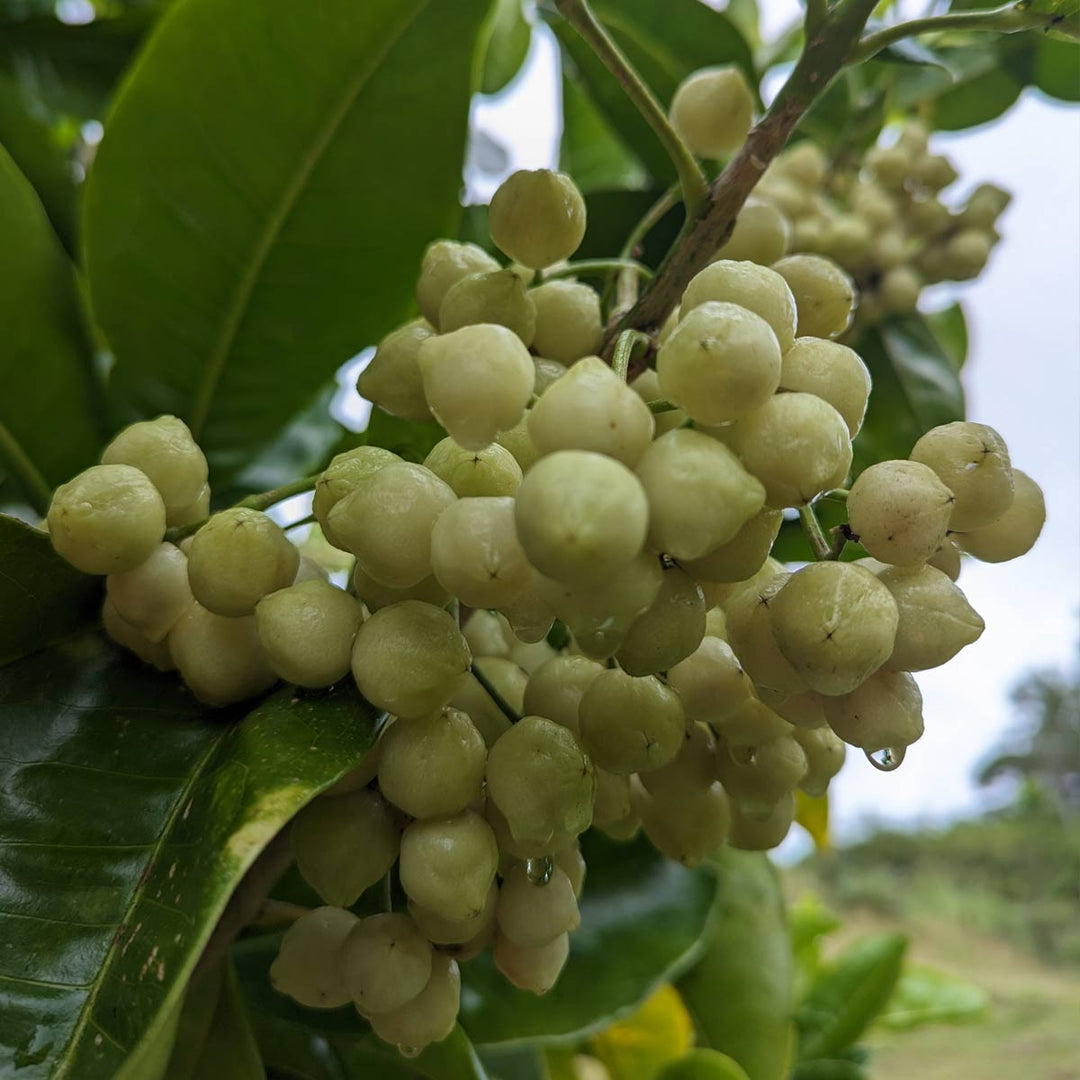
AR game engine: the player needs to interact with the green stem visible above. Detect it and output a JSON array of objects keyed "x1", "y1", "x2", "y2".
[
  {"x1": 805, "y1": 0, "x2": 829, "y2": 37},
  {"x1": 619, "y1": 186, "x2": 681, "y2": 263},
  {"x1": 822, "y1": 487, "x2": 849, "y2": 502},
  {"x1": 553, "y1": 0, "x2": 709, "y2": 216},
  {"x1": 0, "y1": 422, "x2": 53, "y2": 516},
  {"x1": 646, "y1": 398, "x2": 680, "y2": 414},
  {"x1": 542, "y1": 258, "x2": 654, "y2": 282},
  {"x1": 382, "y1": 871, "x2": 393, "y2": 914},
  {"x1": 284, "y1": 513, "x2": 317, "y2": 532},
  {"x1": 471, "y1": 661, "x2": 522, "y2": 724},
  {"x1": 250, "y1": 900, "x2": 309, "y2": 928},
  {"x1": 799, "y1": 503, "x2": 832, "y2": 561},
  {"x1": 612, "y1": 329, "x2": 651, "y2": 381},
  {"x1": 167, "y1": 472, "x2": 322, "y2": 541}
]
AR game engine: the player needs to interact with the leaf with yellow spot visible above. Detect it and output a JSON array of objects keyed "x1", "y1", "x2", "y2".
[{"x1": 590, "y1": 983, "x2": 694, "y2": 1080}]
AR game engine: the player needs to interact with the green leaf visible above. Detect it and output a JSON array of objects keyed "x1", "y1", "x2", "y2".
[
  {"x1": 360, "y1": 406, "x2": 448, "y2": 464},
  {"x1": 877, "y1": 964, "x2": 989, "y2": 1030},
  {"x1": 659, "y1": 1049, "x2": 752, "y2": 1080},
  {"x1": 0, "y1": 513, "x2": 100, "y2": 667},
  {"x1": 923, "y1": 302, "x2": 968, "y2": 372},
  {"x1": 678, "y1": 850, "x2": 795, "y2": 1080},
  {"x1": 462, "y1": 831, "x2": 719, "y2": 1046},
  {"x1": 481, "y1": 0, "x2": 531, "y2": 95},
  {"x1": 789, "y1": 1062, "x2": 868, "y2": 1080},
  {"x1": 576, "y1": 189, "x2": 684, "y2": 267},
  {"x1": 797, "y1": 932, "x2": 908, "y2": 1060},
  {"x1": 0, "y1": 637, "x2": 380, "y2": 1079},
  {"x1": 84, "y1": 0, "x2": 492, "y2": 490},
  {"x1": 932, "y1": 65, "x2": 1021, "y2": 129},
  {"x1": 1034, "y1": 36, "x2": 1080, "y2": 100},
  {"x1": 0, "y1": 143, "x2": 100, "y2": 511}
]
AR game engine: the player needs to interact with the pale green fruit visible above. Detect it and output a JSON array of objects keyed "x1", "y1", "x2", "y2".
[
  {"x1": 928, "y1": 536, "x2": 963, "y2": 581},
  {"x1": 722, "y1": 392, "x2": 852, "y2": 508},
  {"x1": 657, "y1": 301, "x2": 782, "y2": 424},
  {"x1": 912, "y1": 152, "x2": 958, "y2": 193},
  {"x1": 639, "y1": 721, "x2": 717, "y2": 801},
  {"x1": 728, "y1": 790, "x2": 795, "y2": 851},
  {"x1": 958, "y1": 469, "x2": 1045, "y2": 563},
  {"x1": 908, "y1": 196, "x2": 952, "y2": 238},
  {"x1": 342, "y1": 913, "x2": 432, "y2": 1016},
  {"x1": 724, "y1": 573, "x2": 808, "y2": 694},
  {"x1": 633, "y1": 779, "x2": 730, "y2": 867},
  {"x1": 716, "y1": 733, "x2": 807, "y2": 814},
  {"x1": 616, "y1": 565, "x2": 706, "y2": 676},
  {"x1": 779, "y1": 337, "x2": 872, "y2": 437},
  {"x1": 508, "y1": 637, "x2": 557, "y2": 674},
  {"x1": 409, "y1": 881, "x2": 497, "y2": 945},
  {"x1": 961, "y1": 183, "x2": 1011, "y2": 230},
  {"x1": 166, "y1": 483, "x2": 210, "y2": 531},
  {"x1": 868, "y1": 228, "x2": 910, "y2": 270},
  {"x1": 48, "y1": 464, "x2": 166, "y2": 574},
  {"x1": 772, "y1": 689, "x2": 828, "y2": 729},
  {"x1": 323, "y1": 740, "x2": 381, "y2": 797},
  {"x1": 776, "y1": 141, "x2": 828, "y2": 188},
  {"x1": 439, "y1": 268, "x2": 537, "y2": 346},
  {"x1": 553, "y1": 842, "x2": 586, "y2": 897},
  {"x1": 865, "y1": 144, "x2": 912, "y2": 191},
  {"x1": 823, "y1": 669, "x2": 924, "y2": 752},
  {"x1": 522, "y1": 654, "x2": 605, "y2": 736},
  {"x1": 270, "y1": 906, "x2": 356, "y2": 1009},
  {"x1": 704, "y1": 606, "x2": 728, "y2": 638},
  {"x1": 495, "y1": 416, "x2": 542, "y2": 473},
  {"x1": 514, "y1": 450, "x2": 649, "y2": 587},
  {"x1": 847, "y1": 460, "x2": 955, "y2": 566},
  {"x1": 291, "y1": 789, "x2": 400, "y2": 907},
  {"x1": 716, "y1": 696, "x2": 794, "y2": 752},
  {"x1": 486, "y1": 716, "x2": 595, "y2": 847},
  {"x1": 682, "y1": 508, "x2": 783, "y2": 584},
  {"x1": 895, "y1": 120, "x2": 930, "y2": 156},
  {"x1": 416, "y1": 240, "x2": 500, "y2": 325},
  {"x1": 486, "y1": 799, "x2": 576, "y2": 861},
  {"x1": 637, "y1": 429, "x2": 766, "y2": 559},
  {"x1": 168, "y1": 604, "x2": 277, "y2": 705},
  {"x1": 879, "y1": 266, "x2": 922, "y2": 313},
  {"x1": 463, "y1": 609, "x2": 514, "y2": 658},
  {"x1": 351, "y1": 564, "x2": 450, "y2": 613},
  {"x1": 423, "y1": 437, "x2": 523, "y2": 497},
  {"x1": 909, "y1": 422, "x2": 1013, "y2": 530},
  {"x1": 496, "y1": 863, "x2": 580, "y2": 947},
  {"x1": 501, "y1": 573, "x2": 557, "y2": 644},
  {"x1": 430, "y1": 496, "x2": 532, "y2": 608},
  {"x1": 489, "y1": 169, "x2": 587, "y2": 269},
  {"x1": 369, "y1": 954, "x2": 461, "y2": 1051},
  {"x1": 877, "y1": 565, "x2": 984, "y2": 671},
  {"x1": 187, "y1": 508, "x2": 298, "y2": 617},
  {"x1": 713, "y1": 198, "x2": 791, "y2": 264},
  {"x1": 399, "y1": 810, "x2": 499, "y2": 922},
  {"x1": 313, "y1": 446, "x2": 401, "y2": 550},
  {"x1": 293, "y1": 555, "x2": 329, "y2": 585},
  {"x1": 772, "y1": 254, "x2": 855, "y2": 339},
  {"x1": 494, "y1": 930, "x2": 570, "y2": 995},
  {"x1": 593, "y1": 768, "x2": 633, "y2": 829},
  {"x1": 821, "y1": 214, "x2": 871, "y2": 270},
  {"x1": 667, "y1": 635, "x2": 754, "y2": 726},
  {"x1": 794, "y1": 725, "x2": 846, "y2": 797},
  {"x1": 101, "y1": 415, "x2": 208, "y2": 525},
  {"x1": 770, "y1": 562, "x2": 899, "y2": 695},
  {"x1": 451, "y1": 656, "x2": 527, "y2": 748},
  {"x1": 330, "y1": 462, "x2": 455, "y2": 588},
  {"x1": 377, "y1": 706, "x2": 487, "y2": 818},
  {"x1": 579, "y1": 669, "x2": 686, "y2": 775},
  {"x1": 354, "y1": 319, "x2": 436, "y2": 422},
  {"x1": 943, "y1": 229, "x2": 993, "y2": 280},
  {"x1": 419, "y1": 324, "x2": 534, "y2": 450},
  {"x1": 529, "y1": 280, "x2": 603, "y2": 362},
  {"x1": 528, "y1": 356, "x2": 655, "y2": 466},
  {"x1": 351, "y1": 600, "x2": 471, "y2": 719},
  {"x1": 629, "y1": 369, "x2": 687, "y2": 434},
  {"x1": 533, "y1": 357, "x2": 568, "y2": 395},
  {"x1": 669, "y1": 65, "x2": 754, "y2": 157},
  {"x1": 255, "y1": 579, "x2": 363, "y2": 687},
  {"x1": 106, "y1": 541, "x2": 193, "y2": 642},
  {"x1": 102, "y1": 597, "x2": 175, "y2": 671},
  {"x1": 757, "y1": 175, "x2": 814, "y2": 218},
  {"x1": 681, "y1": 261, "x2": 797, "y2": 353},
  {"x1": 852, "y1": 183, "x2": 899, "y2": 230}
]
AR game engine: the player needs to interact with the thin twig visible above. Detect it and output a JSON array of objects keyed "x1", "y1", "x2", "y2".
[
  {"x1": 799, "y1": 503, "x2": 833, "y2": 561},
  {"x1": 542, "y1": 258, "x2": 654, "y2": 282},
  {"x1": 0, "y1": 423, "x2": 53, "y2": 516},
  {"x1": 471, "y1": 662, "x2": 522, "y2": 724},
  {"x1": 166, "y1": 472, "x2": 321, "y2": 541},
  {"x1": 612, "y1": 329, "x2": 650, "y2": 381}
]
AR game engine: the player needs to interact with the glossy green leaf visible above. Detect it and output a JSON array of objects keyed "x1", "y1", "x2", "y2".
[
  {"x1": 932, "y1": 65, "x2": 1021, "y2": 130},
  {"x1": 800, "y1": 70, "x2": 885, "y2": 153},
  {"x1": 361, "y1": 406, "x2": 447, "y2": 464},
  {"x1": 877, "y1": 964, "x2": 989, "y2": 1030},
  {"x1": 0, "y1": 143, "x2": 100, "y2": 512},
  {"x1": 462, "y1": 831, "x2": 718, "y2": 1046},
  {"x1": 0, "y1": 637, "x2": 380, "y2": 1079},
  {"x1": 0, "y1": 513, "x2": 100, "y2": 667},
  {"x1": 481, "y1": 0, "x2": 531, "y2": 95},
  {"x1": 797, "y1": 932, "x2": 908, "y2": 1060},
  {"x1": 923, "y1": 302, "x2": 968, "y2": 372},
  {"x1": 1034, "y1": 36, "x2": 1080, "y2": 100},
  {"x1": 576, "y1": 189, "x2": 684, "y2": 267},
  {"x1": 659, "y1": 1049, "x2": 752, "y2": 1080},
  {"x1": 84, "y1": 0, "x2": 492, "y2": 489},
  {"x1": 678, "y1": 850, "x2": 794, "y2": 1080}
]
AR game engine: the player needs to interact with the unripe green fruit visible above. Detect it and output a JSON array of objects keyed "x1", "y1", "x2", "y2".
[
  {"x1": 399, "y1": 810, "x2": 499, "y2": 922},
  {"x1": 369, "y1": 953, "x2": 461, "y2": 1052},
  {"x1": 439, "y1": 268, "x2": 537, "y2": 346},
  {"x1": 771, "y1": 689, "x2": 828, "y2": 730},
  {"x1": 770, "y1": 562, "x2": 899, "y2": 695},
  {"x1": 669, "y1": 65, "x2": 754, "y2": 157},
  {"x1": 168, "y1": 604, "x2": 277, "y2": 705},
  {"x1": 529, "y1": 280, "x2": 604, "y2": 362},
  {"x1": 728, "y1": 790, "x2": 795, "y2": 851},
  {"x1": 633, "y1": 778, "x2": 730, "y2": 867},
  {"x1": 681, "y1": 261, "x2": 798, "y2": 353},
  {"x1": 629, "y1": 368, "x2": 687, "y2": 435},
  {"x1": 593, "y1": 768, "x2": 633, "y2": 829},
  {"x1": 958, "y1": 468, "x2": 1044, "y2": 563},
  {"x1": 879, "y1": 266, "x2": 922, "y2": 313},
  {"x1": 528, "y1": 356, "x2": 655, "y2": 466},
  {"x1": 909, "y1": 421, "x2": 1014, "y2": 531},
  {"x1": 509, "y1": 637, "x2": 558, "y2": 674},
  {"x1": 488, "y1": 169, "x2": 587, "y2": 269},
  {"x1": 522, "y1": 654, "x2": 605, "y2": 736},
  {"x1": 758, "y1": 175, "x2": 814, "y2": 217},
  {"x1": 779, "y1": 337, "x2": 872, "y2": 437},
  {"x1": 636, "y1": 428, "x2": 766, "y2": 559},
  {"x1": 724, "y1": 574, "x2": 809, "y2": 694},
  {"x1": 255, "y1": 579, "x2": 363, "y2": 687},
  {"x1": 270, "y1": 906, "x2": 356, "y2": 1009},
  {"x1": 323, "y1": 739, "x2": 381, "y2": 798},
  {"x1": 667, "y1": 636, "x2": 754, "y2": 726},
  {"x1": 616, "y1": 564, "x2": 706, "y2": 677},
  {"x1": 657, "y1": 301, "x2": 782, "y2": 424},
  {"x1": 821, "y1": 214, "x2": 871, "y2": 269},
  {"x1": 48, "y1": 464, "x2": 166, "y2": 575},
  {"x1": 342, "y1": 914, "x2": 432, "y2": 1016},
  {"x1": 423, "y1": 437, "x2": 522, "y2": 498},
  {"x1": 514, "y1": 450, "x2": 649, "y2": 587},
  {"x1": 291, "y1": 788, "x2": 400, "y2": 907},
  {"x1": 103, "y1": 597, "x2": 175, "y2": 671},
  {"x1": 495, "y1": 416, "x2": 542, "y2": 473},
  {"x1": 823, "y1": 669, "x2": 924, "y2": 752},
  {"x1": 943, "y1": 229, "x2": 993, "y2": 280},
  {"x1": 579, "y1": 669, "x2": 686, "y2": 775},
  {"x1": 330, "y1": 462, "x2": 455, "y2": 588},
  {"x1": 451, "y1": 656, "x2": 528, "y2": 747},
  {"x1": 554, "y1": 842, "x2": 586, "y2": 897},
  {"x1": 416, "y1": 240, "x2": 500, "y2": 325},
  {"x1": 865, "y1": 144, "x2": 911, "y2": 191},
  {"x1": 418, "y1": 324, "x2": 534, "y2": 451},
  {"x1": 717, "y1": 696, "x2": 795, "y2": 753},
  {"x1": 409, "y1": 881, "x2": 497, "y2": 945},
  {"x1": 776, "y1": 141, "x2": 828, "y2": 189},
  {"x1": 682, "y1": 508, "x2": 784, "y2": 583},
  {"x1": 877, "y1": 565, "x2": 984, "y2": 671},
  {"x1": 716, "y1": 733, "x2": 807, "y2": 813},
  {"x1": 704, "y1": 606, "x2": 728, "y2": 638},
  {"x1": 486, "y1": 716, "x2": 595, "y2": 847},
  {"x1": 869, "y1": 228, "x2": 910, "y2": 270},
  {"x1": 791, "y1": 215, "x2": 827, "y2": 253},
  {"x1": 928, "y1": 535, "x2": 963, "y2": 581},
  {"x1": 772, "y1": 254, "x2": 855, "y2": 339},
  {"x1": 187, "y1": 508, "x2": 298, "y2": 617},
  {"x1": 355, "y1": 319, "x2": 436, "y2": 423},
  {"x1": 722, "y1": 392, "x2": 852, "y2": 508},
  {"x1": 533, "y1": 357, "x2": 568, "y2": 395},
  {"x1": 101, "y1": 415, "x2": 208, "y2": 526},
  {"x1": 463, "y1": 609, "x2": 514, "y2": 658},
  {"x1": 794, "y1": 725, "x2": 846, "y2": 797},
  {"x1": 494, "y1": 930, "x2": 569, "y2": 995},
  {"x1": 851, "y1": 183, "x2": 898, "y2": 230},
  {"x1": 497, "y1": 863, "x2": 580, "y2": 947},
  {"x1": 377, "y1": 706, "x2": 487, "y2": 818},
  {"x1": 912, "y1": 152, "x2": 958, "y2": 193},
  {"x1": 639, "y1": 721, "x2": 717, "y2": 802},
  {"x1": 106, "y1": 541, "x2": 193, "y2": 642},
  {"x1": 167, "y1": 484, "x2": 210, "y2": 531},
  {"x1": 500, "y1": 574, "x2": 557, "y2": 644},
  {"x1": 313, "y1": 446, "x2": 401, "y2": 550},
  {"x1": 351, "y1": 565, "x2": 450, "y2": 613},
  {"x1": 486, "y1": 799, "x2": 576, "y2": 861},
  {"x1": 961, "y1": 183, "x2": 1010, "y2": 230}
]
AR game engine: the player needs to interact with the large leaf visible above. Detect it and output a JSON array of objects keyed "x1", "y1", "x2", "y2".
[
  {"x1": 481, "y1": 0, "x2": 531, "y2": 95},
  {"x1": 84, "y1": 0, "x2": 492, "y2": 489},
  {"x1": 0, "y1": 638, "x2": 380, "y2": 1079},
  {"x1": 877, "y1": 964, "x2": 989, "y2": 1030},
  {"x1": 0, "y1": 143, "x2": 100, "y2": 511},
  {"x1": 1034, "y1": 35, "x2": 1080, "y2": 100},
  {"x1": 678, "y1": 850, "x2": 794, "y2": 1080}
]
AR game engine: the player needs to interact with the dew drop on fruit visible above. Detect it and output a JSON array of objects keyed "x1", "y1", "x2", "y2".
[
  {"x1": 865, "y1": 745, "x2": 906, "y2": 772},
  {"x1": 399, "y1": 1046, "x2": 422, "y2": 1059},
  {"x1": 526, "y1": 856, "x2": 554, "y2": 886}
]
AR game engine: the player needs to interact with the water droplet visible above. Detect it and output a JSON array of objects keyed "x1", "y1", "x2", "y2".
[
  {"x1": 729, "y1": 744, "x2": 757, "y2": 767},
  {"x1": 526, "y1": 856, "x2": 554, "y2": 886},
  {"x1": 865, "y1": 745, "x2": 906, "y2": 772},
  {"x1": 399, "y1": 1045, "x2": 422, "y2": 1059}
]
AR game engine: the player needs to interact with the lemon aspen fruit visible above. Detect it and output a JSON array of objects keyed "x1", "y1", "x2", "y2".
[
  {"x1": 669, "y1": 65, "x2": 754, "y2": 157},
  {"x1": 313, "y1": 445, "x2": 401, "y2": 549},
  {"x1": 270, "y1": 907, "x2": 357, "y2": 1009},
  {"x1": 369, "y1": 954, "x2": 462, "y2": 1052},
  {"x1": 439, "y1": 268, "x2": 537, "y2": 345},
  {"x1": 355, "y1": 320, "x2": 436, "y2": 423},
  {"x1": 682, "y1": 508, "x2": 784, "y2": 584},
  {"x1": 416, "y1": 240, "x2": 500, "y2": 325},
  {"x1": 823, "y1": 669, "x2": 925, "y2": 753},
  {"x1": 529, "y1": 280, "x2": 604, "y2": 362},
  {"x1": 423, "y1": 437, "x2": 523, "y2": 498},
  {"x1": 778, "y1": 337, "x2": 872, "y2": 437},
  {"x1": 488, "y1": 169, "x2": 587, "y2": 269},
  {"x1": 496, "y1": 863, "x2": 580, "y2": 947},
  {"x1": 494, "y1": 931, "x2": 570, "y2": 995},
  {"x1": 341, "y1": 914, "x2": 433, "y2": 1016},
  {"x1": 772, "y1": 254, "x2": 856, "y2": 339},
  {"x1": 958, "y1": 468, "x2": 1045, "y2": 562},
  {"x1": 616, "y1": 563, "x2": 707, "y2": 677},
  {"x1": 106, "y1": 541, "x2": 193, "y2": 642},
  {"x1": 713, "y1": 198, "x2": 791, "y2": 265},
  {"x1": 667, "y1": 635, "x2": 755, "y2": 727},
  {"x1": 103, "y1": 597, "x2": 175, "y2": 672},
  {"x1": 522, "y1": 654, "x2": 605, "y2": 735}
]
